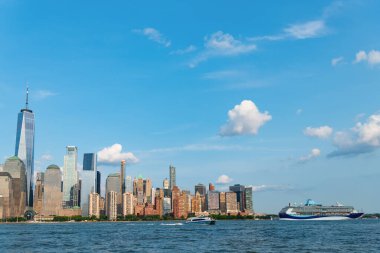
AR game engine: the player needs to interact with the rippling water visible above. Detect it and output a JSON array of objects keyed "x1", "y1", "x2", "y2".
[{"x1": 0, "y1": 220, "x2": 379, "y2": 252}]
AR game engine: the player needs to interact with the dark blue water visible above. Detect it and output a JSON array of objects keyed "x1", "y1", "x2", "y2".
[{"x1": 0, "y1": 220, "x2": 379, "y2": 252}]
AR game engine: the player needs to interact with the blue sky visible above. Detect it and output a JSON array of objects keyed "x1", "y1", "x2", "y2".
[{"x1": 0, "y1": 0, "x2": 380, "y2": 213}]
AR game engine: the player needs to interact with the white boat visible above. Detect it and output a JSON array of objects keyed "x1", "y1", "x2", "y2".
[{"x1": 186, "y1": 216, "x2": 216, "y2": 225}]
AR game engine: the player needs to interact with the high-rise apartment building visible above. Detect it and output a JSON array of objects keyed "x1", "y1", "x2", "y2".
[
  {"x1": 163, "y1": 197, "x2": 171, "y2": 214},
  {"x1": 136, "y1": 177, "x2": 144, "y2": 205},
  {"x1": 2, "y1": 156, "x2": 27, "y2": 217},
  {"x1": 226, "y1": 192, "x2": 238, "y2": 214},
  {"x1": 169, "y1": 165, "x2": 176, "y2": 189},
  {"x1": 81, "y1": 153, "x2": 97, "y2": 217},
  {"x1": 207, "y1": 191, "x2": 220, "y2": 212},
  {"x1": 43, "y1": 165, "x2": 62, "y2": 216},
  {"x1": 96, "y1": 171, "x2": 101, "y2": 195},
  {"x1": 89, "y1": 192, "x2": 100, "y2": 218},
  {"x1": 219, "y1": 192, "x2": 226, "y2": 213},
  {"x1": 62, "y1": 146, "x2": 79, "y2": 208},
  {"x1": 107, "y1": 191, "x2": 118, "y2": 221},
  {"x1": 144, "y1": 179, "x2": 152, "y2": 203},
  {"x1": 14, "y1": 88, "x2": 35, "y2": 207},
  {"x1": 122, "y1": 192, "x2": 134, "y2": 215}
]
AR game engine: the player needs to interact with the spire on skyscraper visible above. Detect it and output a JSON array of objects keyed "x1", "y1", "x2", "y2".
[{"x1": 25, "y1": 86, "x2": 29, "y2": 110}]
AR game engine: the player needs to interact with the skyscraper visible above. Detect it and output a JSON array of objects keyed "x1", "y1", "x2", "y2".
[
  {"x1": 2, "y1": 156, "x2": 27, "y2": 217},
  {"x1": 169, "y1": 165, "x2": 176, "y2": 190},
  {"x1": 15, "y1": 88, "x2": 35, "y2": 207},
  {"x1": 81, "y1": 153, "x2": 97, "y2": 217},
  {"x1": 120, "y1": 160, "x2": 125, "y2": 195},
  {"x1": 195, "y1": 183, "x2": 206, "y2": 196},
  {"x1": 107, "y1": 191, "x2": 118, "y2": 221},
  {"x1": 125, "y1": 176, "x2": 133, "y2": 193},
  {"x1": 43, "y1": 165, "x2": 63, "y2": 216},
  {"x1": 244, "y1": 187, "x2": 253, "y2": 214},
  {"x1": 229, "y1": 184, "x2": 246, "y2": 211},
  {"x1": 207, "y1": 191, "x2": 220, "y2": 212},
  {"x1": 96, "y1": 171, "x2": 101, "y2": 195},
  {"x1": 62, "y1": 146, "x2": 79, "y2": 208}
]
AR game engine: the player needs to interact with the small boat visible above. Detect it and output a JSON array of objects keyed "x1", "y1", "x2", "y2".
[{"x1": 186, "y1": 216, "x2": 216, "y2": 225}]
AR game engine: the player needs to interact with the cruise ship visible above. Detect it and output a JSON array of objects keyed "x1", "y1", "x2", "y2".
[{"x1": 279, "y1": 199, "x2": 364, "y2": 220}]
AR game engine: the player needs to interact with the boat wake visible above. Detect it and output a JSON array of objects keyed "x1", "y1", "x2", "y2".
[{"x1": 160, "y1": 223, "x2": 183, "y2": 226}]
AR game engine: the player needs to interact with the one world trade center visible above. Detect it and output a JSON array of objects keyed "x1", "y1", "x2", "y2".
[{"x1": 15, "y1": 87, "x2": 35, "y2": 208}]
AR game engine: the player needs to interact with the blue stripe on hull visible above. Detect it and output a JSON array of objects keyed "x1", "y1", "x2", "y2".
[{"x1": 279, "y1": 212, "x2": 364, "y2": 220}]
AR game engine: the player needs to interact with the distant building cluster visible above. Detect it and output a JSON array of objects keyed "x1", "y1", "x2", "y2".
[{"x1": 0, "y1": 89, "x2": 254, "y2": 221}]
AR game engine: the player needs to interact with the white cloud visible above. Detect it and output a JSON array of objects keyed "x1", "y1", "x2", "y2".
[
  {"x1": 329, "y1": 114, "x2": 380, "y2": 157},
  {"x1": 331, "y1": 56, "x2": 344, "y2": 66},
  {"x1": 354, "y1": 50, "x2": 380, "y2": 65},
  {"x1": 299, "y1": 148, "x2": 321, "y2": 162},
  {"x1": 216, "y1": 174, "x2": 233, "y2": 184},
  {"x1": 304, "y1": 126, "x2": 333, "y2": 139},
  {"x1": 98, "y1": 144, "x2": 138, "y2": 165},
  {"x1": 170, "y1": 45, "x2": 196, "y2": 55},
  {"x1": 189, "y1": 31, "x2": 256, "y2": 67},
  {"x1": 133, "y1": 27, "x2": 171, "y2": 47},
  {"x1": 220, "y1": 100, "x2": 272, "y2": 136},
  {"x1": 41, "y1": 154, "x2": 53, "y2": 161},
  {"x1": 284, "y1": 20, "x2": 326, "y2": 39}
]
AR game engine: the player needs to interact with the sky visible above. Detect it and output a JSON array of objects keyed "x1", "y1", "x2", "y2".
[{"x1": 0, "y1": 0, "x2": 379, "y2": 213}]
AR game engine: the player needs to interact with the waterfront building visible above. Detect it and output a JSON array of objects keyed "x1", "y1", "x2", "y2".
[
  {"x1": 43, "y1": 165, "x2": 62, "y2": 216},
  {"x1": 14, "y1": 88, "x2": 35, "y2": 207},
  {"x1": 191, "y1": 192, "x2": 202, "y2": 214},
  {"x1": 99, "y1": 197, "x2": 105, "y2": 216},
  {"x1": 125, "y1": 176, "x2": 133, "y2": 193},
  {"x1": 0, "y1": 172, "x2": 14, "y2": 218},
  {"x1": 2, "y1": 156, "x2": 27, "y2": 217},
  {"x1": 226, "y1": 192, "x2": 238, "y2": 214},
  {"x1": 172, "y1": 187, "x2": 187, "y2": 219},
  {"x1": 207, "y1": 191, "x2": 220, "y2": 213},
  {"x1": 136, "y1": 177, "x2": 144, "y2": 205},
  {"x1": 81, "y1": 153, "x2": 97, "y2": 217},
  {"x1": 89, "y1": 192, "x2": 100, "y2": 218},
  {"x1": 119, "y1": 161, "x2": 126, "y2": 211},
  {"x1": 106, "y1": 191, "x2": 118, "y2": 221},
  {"x1": 62, "y1": 146, "x2": 79, "y2": 208},
  {"x1": 245, "y1": 187, "x2": 253, "y2": 214},
  {"x1": 144, "y1": 179, "x2": 152, "y2": 203},
  {"x1": 154, "y1": 194, "x2": 164, "y2": 217},
  {"x1": 209, "y1": 183, "x2": 215, "y2": 191},
  {"x1": 163, "y1": 197, "x2": 171, "y2": 214},
  {"x1": 96, "y1": 171, "x2": 101, "y2": 195},
  {"x1": 169, "y1": 165, "x2": 176, "y2": 189},
  {"x1": 122, "y1": 192, "x2": 134, "y2": 215},
  {"x1": 195, "y1": 183, "x2": 206, "y2": 196},
  {"x1": 229, "y1": 184, "x2": 246, "y2": 211},
  {"x1": 33, "y1": 172, "x2": 44, "y2": 215},
  {"x1": 219, "y1": 192, "x2": 227, "y2": 213},
  {"x1": 151, "y1": 188, "x2": 156, "y2": 205}
]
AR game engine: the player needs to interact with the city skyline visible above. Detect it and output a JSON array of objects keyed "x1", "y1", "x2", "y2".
[{"x1": 1, "y1": 1, "x2": 380, "y2": 213}]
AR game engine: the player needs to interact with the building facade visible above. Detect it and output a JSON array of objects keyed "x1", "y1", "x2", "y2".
[
  {"x1": 62, "y1": 146, "x2": 79, "y2": 208},
  {"x1": 106, "y1": 191, "x2": 118, "y2": 221},
  {"x1": 169, "y1": 165, "x2": 176, "y2": 189},
  {"x1": 89, "y1": 192, "x2": 100, "y2": 218},
  {"x1": 81, "y1": 153, "x2": 97, "y2": 217},
  {"x1": 43, "y1": 165, "x2": 62, "y2": 216},
  {"x1": 14, "y1": 88, "x2": 35, "y2": 207}
]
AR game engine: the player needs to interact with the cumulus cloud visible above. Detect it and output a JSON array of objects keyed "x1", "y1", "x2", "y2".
[
  {"x1": 133, "y1": 27, "x2": 171, "y2": 47},
  {"x1": 299, "y1": 148, "x2": 321, "y2": 163},
  {"x1": 216, "y1": 174, "x2": 233, "y2": 184},
  {"x1": 354, "y1": 50, "x2": 380, "y2": 65},
  {"x1": 329, "y1": 114, "x2": 380, "y2": 157},
  {"x1": 331, "y1": 56, "x2": 344, "y2": 66},
  {"x1": 189, "y1": 31, "x2": 256, "y2": 67},
  {"x1": 220, "y1": 100, "x2": 272, "y2": 136},
  {"x1": 98, "y1": 144, "x2": 138, "y2": 165},
  {"x1": 304, "y1": 126, "x2": 333, "y2": 139}
]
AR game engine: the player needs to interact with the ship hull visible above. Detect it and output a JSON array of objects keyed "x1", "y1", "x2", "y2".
[{"x1": 279, "y1": 212, "x2": 364, "y2": 221}]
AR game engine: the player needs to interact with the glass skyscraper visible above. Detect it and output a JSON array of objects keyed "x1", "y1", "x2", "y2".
[
  {"x1": 62, "y1": 146, "x2": 79, "y2": 208},
  {"x1": 15, "y1": 88, "x2": 35, "y2": 207},
  {"x1": 81, "y1": 153, "x2": 97, "y2": 216}
]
